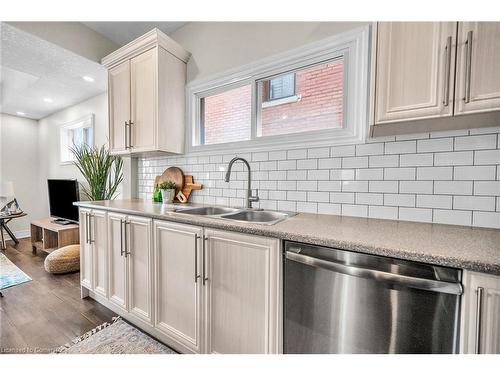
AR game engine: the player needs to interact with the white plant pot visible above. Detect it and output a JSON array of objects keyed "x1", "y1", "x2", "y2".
[{"x1": 161, "y1": 189, "x2": 175, "y2": 204}]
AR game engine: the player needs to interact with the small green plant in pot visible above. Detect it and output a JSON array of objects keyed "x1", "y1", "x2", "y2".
[
  {"x1": 158, "y1": 180, "x2": 176, "y2": 204},
  {"x1": 71, "y1": 144, "x2": 124, "y2": 200}
]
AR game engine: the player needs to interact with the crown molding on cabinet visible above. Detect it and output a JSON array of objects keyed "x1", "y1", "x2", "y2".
[{"x1": 101, "y1": 28, "x2": 191, "y2": 68}]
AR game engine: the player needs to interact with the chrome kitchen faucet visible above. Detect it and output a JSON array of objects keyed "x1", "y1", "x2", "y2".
[{"x1": 224, "y1": 157, "x2": 259, "y2": 209}]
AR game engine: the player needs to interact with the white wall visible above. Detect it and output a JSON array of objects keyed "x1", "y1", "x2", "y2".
[
  {"x1": 170, "y1": 22, "x2": 368, "y2": 82},
  {"x1": 37, "y1": 93, "x2": 110, "y2": 217},
  {"x1": 0, "y1": 114, "x2": 44, "y2": 234}
]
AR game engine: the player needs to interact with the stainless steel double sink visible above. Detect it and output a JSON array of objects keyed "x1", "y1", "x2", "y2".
[{"x1": 175, "y1": 206, "x2": 295, "y2": 225}]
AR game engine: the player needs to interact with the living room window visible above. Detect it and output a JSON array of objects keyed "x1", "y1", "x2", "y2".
[
  {"x1": 187, "y1": 26, "x2": 369, "y2": 153},
  {"x1": 60, "y1": 114, "x2": 94, "y2": 164}
]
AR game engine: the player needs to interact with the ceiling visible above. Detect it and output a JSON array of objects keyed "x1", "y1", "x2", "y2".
[
  {"x1": 0, "y1": 23, "x2": 107, "y2": 120},
  {"x1": 82, "y1": 22, "x2": 187, "y2": 46}
]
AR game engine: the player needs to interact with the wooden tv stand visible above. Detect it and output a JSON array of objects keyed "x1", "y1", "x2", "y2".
[{"x1": 30, "y1": 218, "x2": 79, "y2": 254}]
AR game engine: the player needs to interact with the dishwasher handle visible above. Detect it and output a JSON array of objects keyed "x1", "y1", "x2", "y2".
[{"x1": 286, "y1": 251, "x2": 463, "y2": 296}]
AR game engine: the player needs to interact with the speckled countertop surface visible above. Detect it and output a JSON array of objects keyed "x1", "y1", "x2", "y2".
[{"x1": 75, "y1": 199, "x2": 500, "y2": 275}]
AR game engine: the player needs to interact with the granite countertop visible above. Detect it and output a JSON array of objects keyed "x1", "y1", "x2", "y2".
[{"x1": 75, "y1": 199, "x2": 500, "y2": 275}]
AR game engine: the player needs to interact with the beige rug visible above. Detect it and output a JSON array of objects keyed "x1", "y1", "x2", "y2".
[{"x1": 55, "y1": 317, "x2": 177, "y2": 354}]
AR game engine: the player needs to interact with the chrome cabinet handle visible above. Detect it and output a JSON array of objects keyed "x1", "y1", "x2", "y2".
[
  {"x1": 475, "y1": 287, "x2": 484, "y2": 354},
  {"x1": 194, "y1": 234, "x2": 201, "y2": 283},
  {"x1": 128, "y1": 121, "x2": 133, "y2": 149},
  {"x1": 443, "y1": 36, "x2": 452, "y2": 106},
  {"x1": 124, "y1": 121, "x2": 129, "y2": 149},
  {"x1": 85, "y1": 213, "x2": 89, "y2": 244},
  {"x1": 119, "y1": 219, "x2": 124, "y2": 256},
  {"x1": 124, "y1": 221, "x2": 130, "y2": 257},
  {"x1": 463, "y1": 30, "x2": 473, "y2": 103},
  {"x1": 202, "y1": 235, "x2": 208, "y2": 285},
  {"x1": 88, "y1": 214, "x2": 94, "y2": 243},
  {"x1": 286, "y1": 251, "x2": 463, "y2": 295}
]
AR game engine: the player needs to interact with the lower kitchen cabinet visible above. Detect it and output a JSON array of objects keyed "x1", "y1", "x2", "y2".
[
  {"x1": 79, "y1": 208, "x2": 281, "y2": 354},
  {"x1": 460, "y1": 270, "x2": 500, "y2": 353},
  {"x1": 204, "y1": 229, "x2": 281, "y2": 354},
  {"x1": 107, "y1": 212, "x2": 153, "y2": 325},
  {"x1": 79, "y1": 208, "x2": 107, "y2": 297},
  {"x1": 154, "y1": 221, "x2": 203, "y2": 353}
]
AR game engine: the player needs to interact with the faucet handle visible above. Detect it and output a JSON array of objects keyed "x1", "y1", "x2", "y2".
[{"x1": 249, "y1": 189, "x2": 259, "y2": 202}]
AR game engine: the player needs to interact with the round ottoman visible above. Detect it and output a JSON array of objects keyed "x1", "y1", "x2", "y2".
[{"x1": 44, "y1": 244, "x2": 80, "y2": 274}]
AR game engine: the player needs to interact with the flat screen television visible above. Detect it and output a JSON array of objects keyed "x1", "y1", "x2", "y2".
[{"x1": 47, "y1": 179, "x2": 80, "y2": 224}]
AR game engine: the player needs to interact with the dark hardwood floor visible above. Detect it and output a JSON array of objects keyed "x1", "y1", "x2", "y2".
[{"x1": 1, "y1": 238, "x2": 115, "y2": 353}]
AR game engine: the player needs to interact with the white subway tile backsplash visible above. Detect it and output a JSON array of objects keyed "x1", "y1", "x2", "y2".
[
  {"x1": 474, "y1": 150, "x2": 500, "y2": 165},
  {"x1": 356, "y1": 143, "x2": 384, "y2": 156},
  {"x1": 455, "y1": 134, "x2": 497, "y2": 150},
  {"x1": 454, "y1": 166, "x2": 496, "y2": 180},
  {"x1": 331, "y1": 145, "x2": 355, "y2": 157},
  {"x1": 287, "y1": 149, "x2": 308, "y2": 159},
  {"x1": 308, "y1": 147, "x2": 330, "y2": 159},
  {"x1": 416, "y1": 195, "x2": 452, "y2": 209},
  {"x1": 417, "y1": 167, "x2": 453, "y2": 180},
  {"x1": 355, "y1": 168, "x2": 384, "y2": 180},
  {"x1": 384, "y1": 194, "x2": 416, "y2": 207},
  {"x1": 342, "y1": 204, "x2": 368, "y2": 217},
  {"x1": 433, "y1": 209, "x2": 472, "y2": 226},
  {"x1": 434, "y1": 151, "x2": 473, "y2": 166},
  {"x1": 384, "y1": 168, "x2": 415, "y2": 180},
  {"x1": 342, "y1": 156, "x2": 369, "y2": 168},
  {"x1": 330, "y1": 192, "x2": 355, "y2": 204},
  {"x1": 400, "y1": 181, "x2": 433, "y2": 194},
  {"x1": 342, "y1": 180, "x2": 369, "y2": 192},
  {"x1": 454, "y1": 196, "x2": 496, "y2": 211},
  {"x1": 368, "y1": 205, "x2": 398, "y2": 220},
  {"x1": 417, "y1": 138, "x2": 453, "y2": 153},
  {"x1": 356, "y1": 193, "x2": 383, "y2": 205},
  {"x1": 369, "y1": 181, "x2": 399, "y2": 193},
  {"x1": 434, "y1": 181, "x2": 473, "y2": 195},
  {"x1": 317, "y1": 203, "x2": 341, "y2": 215},
  {"x1": 138, "y1": 127, "x2": 499, "y2": 227},
  {"x1": 400, "y1": 153, "x2": 434, "y2": 167},
  {"x1": 399, "y1": 207, "x2": 433, "y2": 223},
  {"x1": 369, "y1": 155, "x2": 399, "y2": 168},
  {"x1": 318, "y1": 158, "x2": 342, "y2": 169},
  {"x1": 385, "y1": 141, "x2": 416, "y2": 154},
  {"x1": 473, "y1": 211, "x2": 500, "y2": 229},
  {"x1": 473, "y1": 181, "x2": 500, "y2": 196}
]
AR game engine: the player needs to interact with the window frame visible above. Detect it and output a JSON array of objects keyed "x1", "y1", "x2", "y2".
[
  {"x1": 186, "y1": 26, "x2": 370, "y2": 155},
  {"x1": 59, "y1": 114, "x2": 94, "y2": 165}
]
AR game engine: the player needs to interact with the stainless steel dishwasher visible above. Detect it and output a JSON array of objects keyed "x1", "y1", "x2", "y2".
[{"x1": 284, "y1": 241, "x2": 463, "y2": 354}]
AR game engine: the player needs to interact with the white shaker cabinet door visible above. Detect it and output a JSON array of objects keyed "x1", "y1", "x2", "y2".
[
  {"x1": 127, "y1": 215, "x2": 153, "y2": 326},
  {"x1": 374, "y1": 22, "x2": 457, "y2": 124},
  {"x1": 203, "y1": 229, "x2": 281, "y2": 354},
  {"x1": 79, "y1": 208, "x2": 93, "y2": 290},
  {"x1": 108, "y1": 60, "x2": 131, "y2": 155},
  {"x1": 91, "y1": 210, "x2": 108, "y2": 298},
  {"x1": 107, "y1": 212, "x2": 128, "y2": 313},
  {"x1": 455, "y1": 22, "x2": 500, "y2": 115},
  {"x1": 154, "y1": 221, "x2": 203, "y2": 353},
  {"x1": 460, "y1": 270, "x2": 500, "y2": 354},
  {"x1": 130, "y1": 48, "x2": 157, "y2": 152}
]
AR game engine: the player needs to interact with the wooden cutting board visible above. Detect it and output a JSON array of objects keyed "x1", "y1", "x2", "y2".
[{"x1": 157, "y1": 167, "x2": 184, "y2": 193}]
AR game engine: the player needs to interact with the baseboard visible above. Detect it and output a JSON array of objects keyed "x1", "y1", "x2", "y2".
[{"x1": 13, "y1": 229, "x2": 30, "y2": 239}]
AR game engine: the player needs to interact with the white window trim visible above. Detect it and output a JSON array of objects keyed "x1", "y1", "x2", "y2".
[
  {"x1": 185, "y1": 25, "x2": 370, "y2": 155},
  {"x1": 262, "y1": 94, "x2": 301, "y2": 109},
  {"x1": 59, "y1": 114, "x2": 95, "y2": 165}
]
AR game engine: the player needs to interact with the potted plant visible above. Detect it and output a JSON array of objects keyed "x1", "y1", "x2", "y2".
[
  {"x1": 158, "y1": 180, "x2": 176, "y2": 204},
  {"x1": 71, "y1": 144, "x2": 124, "y2": 200}
]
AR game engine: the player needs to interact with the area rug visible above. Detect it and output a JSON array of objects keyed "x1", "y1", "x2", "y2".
[
  {"x1": 54, "y1": 317, "x2": 177, "y2": 354},
  {"x1": 0, "y1": 252, "x2": 32, "y2": 290}
]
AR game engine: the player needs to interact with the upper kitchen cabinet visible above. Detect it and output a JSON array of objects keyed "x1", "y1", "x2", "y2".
[
  {"x1": 102, "y1": 29, "x2": 190, "y2": 156},
  {"x1": 455, "y1": 22, "x2": 500, "y2": 115},
  {"x1": 374, "y1": 22, "x2": 457, "y2": 124},
  {"x1": 371, "y1": 22, "x2": 500, "y2": 136}
]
